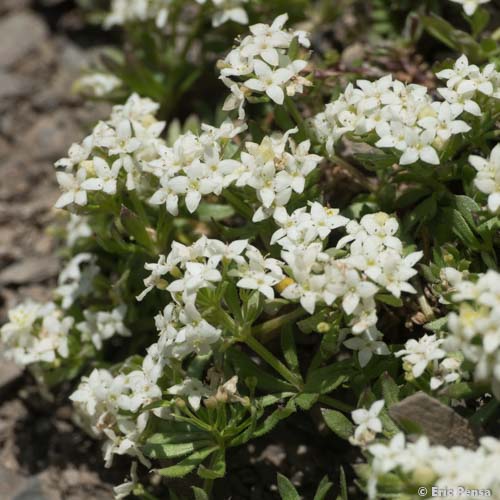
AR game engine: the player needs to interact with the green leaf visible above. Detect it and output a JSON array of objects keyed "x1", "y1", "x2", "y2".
[
  {"x1": 277, "y1": 473, "x2": 300, "y2": 500},
  {"x1": 422, "y1": 14, "x2": 483, "y2": 62},
  {"x1": 450, "y1": 208, "x2": 482, "y2": 249},
  {"x1": 281, "y1": 325, "x2": 299, "y2": 372},
  {"x1": 252, "y1": 399, "x2": 297, "y2": 438},
  {"x1": 424, "y1": 316, "x2": 448, "y2": 333},
  {"x1": 143, "y1": 436, "x2": 213, "y2": 459},
  {"x1": 224, "y1": 280, "x2": 243, "y2": 322},
  {"x1": 192, "y1": 487, "x2": 209, "y2": 500},
  {"x1": 197, "y1": 202, "x2": 235, "y2": 222},
  {"x1": 119, "y1": 205, "x2": 155, "y2": 252},
  {"x1": 156, "y1": 446, "x2": 218, "y2": 478},
  {"x1": 295, "y1": 392, "x2": 319, "y2": 410},
  {"x1": 469, "y1": 7, "x2": 490, "y2": 37},
  {"x1": 241, "y1": 290, "x2": 265, "y2": 324},
  {"x1": 381, "y1": 372, "x2": 400, "y2": 406},
  {"x1": 453, "y1": 195, "x2": 480, "y2": 228},
  {"x1": 313, "y1": 476, "x2": 333, "y2": 500},
  {"x1": 376, "y1": 294, "x2": 403, "y2": 308},
  {"x1": 304, "y1": 360, "x2": 352, "y2": 395},
  {"x1": 197, "y1": 449, "x2": 226, "y2": 479},
  {"x1": 338, "y1": 466, "x2": 348, "y2": 500},
  {"x1": 321, "y1": 409, "x2": 354, "y2": 440}
]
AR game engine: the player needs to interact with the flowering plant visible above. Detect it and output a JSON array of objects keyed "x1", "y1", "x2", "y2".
[{"x1": 2, "y1": 0, "x2": 500, "y2": 498}]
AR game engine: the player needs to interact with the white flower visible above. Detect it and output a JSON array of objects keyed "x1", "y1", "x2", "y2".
[
  {"x1": 344, "y1": 328, "x2": 390, "y2": 367},
  {"x1": 399, "y1": 128, "x2": 439, "y2": 165},
  {"x1": 445, "y1": 271, "x2": 500, "y2": 397},
  {"x1": 368, "y1": 432, "x2": 406, "y2": 475},
  {"x1": 78, "y1": 306, "x2": 131, "y2": 350},
  {"x1": 418, "y1": 101, "x2": 470, "y2": 142},
  {"x1": 169, "y1": 161, "x2": 217, "y2": 213},
  {"x1": 350, "y1": 400, "x2": 384, "y2": 446},
  {"x1": 245, "y1": 60, "x2": 293, "y2": 105},
  {"x1": 66, "y1": 214, "x2": 92, "y2": 247},
  {"x1": 168, "y1": 378, "x2": 211, "y2": 411},
  {"x1": 80, "y1": 157, "x2": 122, "y2": 195},
  {"x1": 55, "y1": 168, "x2": 88, "y2": 208},
  {"x1": 55, "y1": 254, "x2": 99, "y2": 309},
  {"x1": 448, "y1": 0, "x2": 490, "y2": 16},
  {"x1": 55, "y1": 135, "x2": 93, "y2": 172},
  {"x1": 113, "y1": 462, "x2": 138, "y2": 500},
  {"x1": 233, "y1": 248, "x2": 284, "y2": 300},
  {"x1": 76, "y1": 73, "x2": 121, "y2": 97},
  {"x1": 396, "y1": 334, "x2": 446, "y2": 378},
  {"x1": 469, "y1": 144, "x2": 500, "y2": 213},
  {"x1": 168, "y1": 261, "x2": 222, "y2": 298},
  {"x1": 219, "y1": 14, "x2": 310, "y2": 115},
  {"x1": 430, "y1": 356, "x2": 462, "y2": 390},
  {"x1": 136, "y1": 255, "x2": 170, "y2": 301},
  {"x1": 211, "y1": 0, "x2": 248, "y2": 27}
]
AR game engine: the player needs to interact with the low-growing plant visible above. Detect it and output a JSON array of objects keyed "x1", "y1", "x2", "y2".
[{"x1": 2, "y1": 0, "x2": 500, "y2": 498}]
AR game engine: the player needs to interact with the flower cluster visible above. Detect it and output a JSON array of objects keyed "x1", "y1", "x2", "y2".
[
  {"x1": 77, "y1": 306, "x2": 131, "y2": 350},
  {"x1": 436, "y1": 54, "x2": 500, "y2": 116},
  {"x1": 219, "y1": 14, "x2": 311, "y2": 116},
  {"x1": 366, "y1": 433, "x2": 500, "y2": 499},
  {"x1": 70, "y1": 367, "x2": 160, "y2": 467},
  {"x1": 236, "y1": 130, "x2": 322, "y2": 221},
  {"x1": 55, "y1": 94, "x2": 166, "y2": 208},
  {"x1": 104, "y1": 0, "x2": 249, "y2": 29},
  {"x1": 1, "y1": 301, "x2": 72, "y2": 365},
  {"x1": 146, "y1": 120, "x2": 246, "y2": 215},
  {"x1": 396, "y1": 334, "x2": 462, "y2": 390},
  {"x1": 445, "y1": 270, "x2": 500, "y2": 398},
  {"x1": 75, "y1": 73, "x2": 122, "y2": 98},
  {"x1": 55, "y1": 253, "x2": 100, "y2": 309},
  {"x1": 313, "y1": 73, "x2": 472, "y2": 165},
  {"x1": 469, "y1": 143, "x2": 500, "y2": 213},
  {"x1": 275, "y1": 209, "x2": 421, "y2": 327},
  {"x1": 147, "y1": 123, "x2": 322, "y2": 221}
]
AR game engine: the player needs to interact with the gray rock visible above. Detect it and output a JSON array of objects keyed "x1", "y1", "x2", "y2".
[
  {"x1": 0, "y1": 256, "x2": 59, "y2": 285},
  {"x1": 389, "y1": 391, "x2": 482, "y2": 449},
  {"x1": 0, "y1": 354, "x2": 23, "y2": 395},
  {"x1": 22, "y1": 112, "x2": 81, "y2": 161},
  {"x1": 0, "y1": 12, "x2": 48, "y2": 69},
  {"x1": 0, "y1": 72, "x2": 33, "y2": 100},
  {"x1": 0, "y1": 466, "x2": 41, "y2": 500}
]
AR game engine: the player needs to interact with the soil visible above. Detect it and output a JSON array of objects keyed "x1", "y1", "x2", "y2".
[{"x1": 0, "y1": 1, "x2": 121, "y2": 498}]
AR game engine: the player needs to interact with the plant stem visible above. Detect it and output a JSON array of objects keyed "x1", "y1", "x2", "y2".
[
  {"x1": 252, "y1": 308, "x2": 307, "y2": 343},
  {"x1": 202, "y1": 452, "x2": 218, "y2": 498},
  {"x1": 245, "y1": 335, "x2": 303, "y2": 389},
  {"x1": 284, "y1": 96, "x2": 313, "y2": 142}
]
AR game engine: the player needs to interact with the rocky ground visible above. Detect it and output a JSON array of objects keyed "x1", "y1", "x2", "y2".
[{"x1": 0, "y1": 1, "x2": 123, "y2": 498}]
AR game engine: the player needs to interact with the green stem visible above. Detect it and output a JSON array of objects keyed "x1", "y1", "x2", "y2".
[
  {"x1": 252, "y1": 308, "x2": 307, "y2": 343},
  {"x1": 245, "y1": 335, "x2": 302, "y2": 389},
  {"x1": 222, "y1": 189, "x2": 254, "y2": 219},
  {"x1": 284, "y1": 96, "x2": 312, "y2": 142},
  {"x1": 318, "y1": 395, "x2": 354, "y2": 413},
  {"x1": 179, "y1": 5, "x2": 206, "y2": 61},
  {"x1": 202, "y1": 452, "x2": 219, "y2": 498}
]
